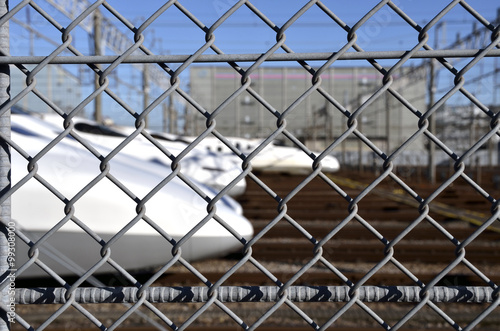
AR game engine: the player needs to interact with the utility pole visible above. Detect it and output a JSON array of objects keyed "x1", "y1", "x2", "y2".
[
  {"x1": 93, "y1": 9, "x2": 102, "y2": 123},
  {"x1": 385, "y1": 91, "x2": 391, "y2": 153},
  {"x1": 183, "y1": 103, "x2": 189, "y2": 135},
  {"x1": 427, "y1": 22, "x2": 445, "y2": 184},
  {"x1": 26, "y1": 7, "x2": 33, "y2": 56},
  {"x1": 142, "y1": 64, "x2": 149, "y2": 128},
  {"x1": 168, "y1": 94, "x2": 175, "y2": 134},
  {"x1": 162, "y1": 102, "x2": 168, "y2": 133},
  {"x1": 162, "y1": 94, "x2": 175, "y2": 133},
  {"x1": 428, "y1": 58, "x2": 436, "y2": 185}
]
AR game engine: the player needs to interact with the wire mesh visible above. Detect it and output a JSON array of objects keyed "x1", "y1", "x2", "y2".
[{"x1": 0, "y1": 0, "x2": 499, "y2": 330}]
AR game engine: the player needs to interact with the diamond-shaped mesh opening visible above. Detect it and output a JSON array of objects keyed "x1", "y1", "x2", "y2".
[
  {"x1": 282, "y1": 4, "x2": 347, "y2": 53},
  {"x1": 2, "y1": 1, "x2": 500, "y2": 330}
]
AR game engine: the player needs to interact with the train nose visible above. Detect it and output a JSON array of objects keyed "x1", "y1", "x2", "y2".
[{"x1": 321, "y1": 155, "x2": 340, "y2": 172}]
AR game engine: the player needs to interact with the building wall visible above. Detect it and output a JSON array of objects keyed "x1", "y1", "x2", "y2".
[
  {"x1": 189, "y1": 65, "x2": 427, "y2": 154},
  {"x1": 11, "y1": 65, "x2": 82, "y2": 114}
]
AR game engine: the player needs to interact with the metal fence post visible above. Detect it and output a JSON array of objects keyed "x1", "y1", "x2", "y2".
[{"x1": 0, "y1": 0, "x2": 10, "y2": 330}]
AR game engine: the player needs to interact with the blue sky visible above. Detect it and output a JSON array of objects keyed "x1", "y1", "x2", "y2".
[
  {"x1": 10, "y1": 1, "x2": 500, "y2": 56},
  {"x1": 108, "y1": 0, "x2": 499, "y2": 55},
  {"x1": 7, "y1": 0, "x2": 500, "y2": 126}
]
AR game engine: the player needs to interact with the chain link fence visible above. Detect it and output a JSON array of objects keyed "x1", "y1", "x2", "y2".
[{"x1": 0, "y1": 0, "x2": 499, "y2": 330}]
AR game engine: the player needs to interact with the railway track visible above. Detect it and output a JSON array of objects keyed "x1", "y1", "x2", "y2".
[
  {"x1": 237, "y1": 169, "x2": 499, "y2": 228},
  {"x1": 229, "y1": 170, "x2": 500, "y2": 288},
  {"x1": 153, "y1": 170, "x2": 500, "y2": 289},
  {"x1": 14, "y1": 170, "x2": 500, "y2": 330},
  {"x1": 251, "y1": 238, "x2": 500, "y2": 264},
  {"x1": 250, "y1": 219, "x2": 500, "y2": 241},
  {"x1": 248, "y1": 220, "x2": 500, "y2": 264}
]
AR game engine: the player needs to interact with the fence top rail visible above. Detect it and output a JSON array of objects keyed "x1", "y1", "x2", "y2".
[{"x1": 2, "y1": 49, "x2": 500, "y2": 65}]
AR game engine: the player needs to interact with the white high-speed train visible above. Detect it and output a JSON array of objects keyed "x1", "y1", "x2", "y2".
[
  {"x1": 182, "y1": 136, "x2": 341, "y2": 175},
  {"x1": 10, "y1": 111, "x2": 253, "y2": 278},
  {"x1": 40, "y1": 114, "x2": 247, "y2": 196}
]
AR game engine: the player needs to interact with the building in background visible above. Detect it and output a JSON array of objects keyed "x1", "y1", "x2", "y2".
[
  {"x1": 11, "y1": 65, "x2": 82, "y2": 115},
  {"x1": 189, "y1": 65, "x2": 427, "y2": 165}
]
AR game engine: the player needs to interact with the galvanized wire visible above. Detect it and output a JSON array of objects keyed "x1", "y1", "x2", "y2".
[{"x1": 0, "y1": 0, "x2": 499, "y2": 330}]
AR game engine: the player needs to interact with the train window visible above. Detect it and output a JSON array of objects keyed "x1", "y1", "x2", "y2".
[
  {"x1": 74, "y1": 122, "x2": 127, "y2": 137},
  {"x1": 11, "y1": 125, "x2": 39, "y2": 137}
]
